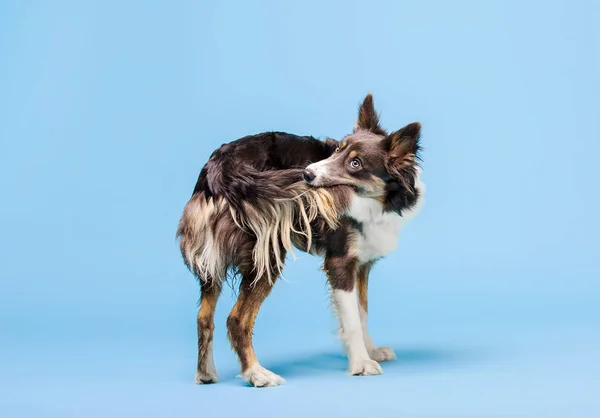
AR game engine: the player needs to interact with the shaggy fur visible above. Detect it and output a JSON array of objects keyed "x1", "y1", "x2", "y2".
[{"x1": 176, "y1": 94, "x2": 425, "y2": 387}]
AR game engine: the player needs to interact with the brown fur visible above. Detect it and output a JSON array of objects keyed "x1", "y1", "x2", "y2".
[
  {"x1": 357, "y1": 263, "x2": 372, "y2": 313},
  {"x1": 178, "y1": 184, "x2": 352, "y2": 379},
  {"x1": 226, "y1": 269, "x2": 279, "y2": 371},
  {"x1": 324, "y1": 256, "x2": 359, "y2": 292},
  {"x1": 196, "y1": 280, "x2": 221, "y2": 383},
  {"x1": 354, "y1": 94, "x2": 387, "y2": 136},
  {"x1": 177, "y1": 183, "x2": 345, "y2": 287},
  {"x1": 177, "y1": 93, "x2": 423, "y2": 386}
]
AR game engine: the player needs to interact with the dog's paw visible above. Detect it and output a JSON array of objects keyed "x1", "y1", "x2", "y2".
[
  {"x1": 369, "y1": 346, "x2": 396, "y2": 362},
  {"x1": 349, "y1": 358, "x2": 383, "y2": 376},
  {"x1": 195, "y1": 369, "x2": 218, "y2": 384},
  {"x1": 241, "y1": 364, "x2": 285, "y2": 388}
]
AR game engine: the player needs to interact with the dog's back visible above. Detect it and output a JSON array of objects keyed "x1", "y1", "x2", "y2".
[{"x1": 191, "y1": 131, "x2": 337, "y2": 205}]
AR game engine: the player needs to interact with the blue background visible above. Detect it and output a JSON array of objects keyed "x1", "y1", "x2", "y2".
[{"x1": 1, "y1": 0, "x2": 599, "y2": 417}]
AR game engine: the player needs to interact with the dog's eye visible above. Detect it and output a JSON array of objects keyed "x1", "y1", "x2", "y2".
[{"x1": 349, "y1": 158, "x2": 361, "y2": 169}]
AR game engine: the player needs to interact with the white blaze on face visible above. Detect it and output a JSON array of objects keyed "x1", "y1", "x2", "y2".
[{"x1": 305, "y1": 159, "x2": 331, "y2": 185}]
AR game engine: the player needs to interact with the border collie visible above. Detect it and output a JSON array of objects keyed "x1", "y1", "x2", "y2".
[{"x1": 177, "y1": 94, "x2": 425, "y2": 387}]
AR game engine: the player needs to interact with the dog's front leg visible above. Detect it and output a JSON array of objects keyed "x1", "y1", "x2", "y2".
[
  {"x1": 324, "y1": 256, "x2": 383, "y2": 376},
  {"x1": 357, "y1": 263, "x2": 396, "y2": 362}
]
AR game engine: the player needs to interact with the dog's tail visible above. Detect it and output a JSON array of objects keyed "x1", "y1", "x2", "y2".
[{"x1": 177, "y1": 164, "x2": 344, "y2": 286}]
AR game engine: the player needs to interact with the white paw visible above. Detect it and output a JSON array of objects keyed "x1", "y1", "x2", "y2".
[
  {"x1": 349, "y1": 358, "x2": 383, "y2": 376},
  {"x1": 369, "y1": 346, "x2": 396, "y2": 362},
  {"x1": 241, "y1": 364, "x2": 285, "y2": 388},
  {"x1": 195, "y1": 369, "x2": 218, "y2": 384}
]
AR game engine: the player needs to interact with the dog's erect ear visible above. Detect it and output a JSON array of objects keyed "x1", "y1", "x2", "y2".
[
  {"x1": 355, "y1": 94, "x2": 386, "y2": 135},
  {"x1": 385, "y1": 122, "x2": 421, "y2": 172}
]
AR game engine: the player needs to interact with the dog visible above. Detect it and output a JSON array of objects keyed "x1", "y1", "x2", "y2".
[{"x1": 176, "y1": 94, "x2": 425, "y2": 387}]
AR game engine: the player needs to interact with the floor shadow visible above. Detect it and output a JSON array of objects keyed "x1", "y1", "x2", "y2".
[{"x1": 262, "y1": 346, "x2": 479, "y2": 379}]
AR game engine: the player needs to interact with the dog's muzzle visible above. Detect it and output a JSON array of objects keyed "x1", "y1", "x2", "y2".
[{"x1": 303, "y1": 169, "x2": 316, "y2": 184}]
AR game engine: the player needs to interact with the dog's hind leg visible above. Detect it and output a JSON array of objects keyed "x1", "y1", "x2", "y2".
[
  {"x1": 195, "y1": 277, "x2": 223, "y2": 384},
  {"x1": 226, "y1": 267, "x2": 285, "y2": 388},
  {"x1": 357, "y1": 264, "x2": 395, "y2": 362}
]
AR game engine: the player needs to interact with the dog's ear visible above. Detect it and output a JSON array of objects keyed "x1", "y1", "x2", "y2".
[
  {"x1": 355, "y1": 94, "x2": 386, "y2": 135},
  {"x1": 385, "y1": 122, "x2": 421, "y2": 175}
]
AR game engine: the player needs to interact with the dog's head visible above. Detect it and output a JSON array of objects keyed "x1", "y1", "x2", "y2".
[{"x1": 304, "y1": 94, "x2": 422, "y2": 206}]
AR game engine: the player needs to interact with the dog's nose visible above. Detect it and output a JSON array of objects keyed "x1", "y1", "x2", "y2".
[{"x1": 303, "y1": 169, "x2": 316, "y2": 183}]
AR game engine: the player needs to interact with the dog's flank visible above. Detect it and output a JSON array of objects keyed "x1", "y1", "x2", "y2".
[
  {"x1": 177, "y1": 94, "x2": 424, "y2": 387},
  {"x1": 177, "y1": 162, "x2": 347, "y2": 286}
]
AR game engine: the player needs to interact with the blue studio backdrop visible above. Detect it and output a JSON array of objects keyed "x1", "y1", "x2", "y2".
[{"x1": 1, "y1": 1, "x2": 599, "y2": 417}]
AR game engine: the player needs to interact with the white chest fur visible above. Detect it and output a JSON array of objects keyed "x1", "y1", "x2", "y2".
[
  {"x1": 346, "y1": 167, "x2": 425, "y2": 263},
  {"x1": 347, "y1": 196, "x2": 404, "y2": 263}
]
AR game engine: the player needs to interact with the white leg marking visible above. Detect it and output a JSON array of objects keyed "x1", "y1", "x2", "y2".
[
  {"x1": 195, "y1": 339, "x2": 219, "y2": 384},
  {"x1": 359, "y1": 305, "x2": 396, "y2": 362},
  {"x1": 332, "y1": 288, "x2": 383, "y2": 376},
  {"x1": 241, "y1": 363, "x2": 285, "y2": 388}
]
